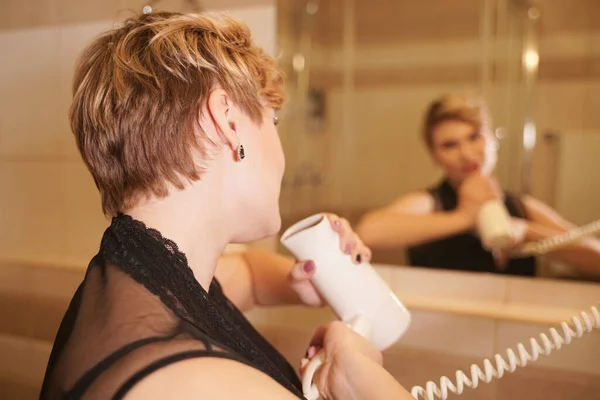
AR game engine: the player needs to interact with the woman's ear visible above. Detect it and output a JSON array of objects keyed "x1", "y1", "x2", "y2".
[{"x1": 206, "y1": 88, "x2": 241, "y2": 154}]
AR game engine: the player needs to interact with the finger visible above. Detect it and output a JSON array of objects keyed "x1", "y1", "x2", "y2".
[
  {"x1": 300, "y1": 357, "x2": 309, "y2": 370},
  {"x1": 483, "y1": 182, "x2": 499, "y2": 196},
  {"x1": 289, "y1": 260, "x2": 323, "y2": 307},
  {"x1": 308, "y1": 323, "x2": 331, "y2": 348},
  {"x1": 357, "y1": 239, "x2": 372, "y2": 263},
  {"x1": 325, "y1": 213, "x2": 341, "y2": 232},
  {"x1": 361, "y1": 246, "x2": 372, "y2": 263},
  {"x1": 338, "y1": 218, "x2": 356, "y2": 255},
  {"x1": 305, "y1": 345, "x2": 321, "y2": 360},
  {"x1": 291, "y1": 284, "x2": 323, "y2": 308},
  {"x1": 492, "y1": 250, "x2": 508, "y2": 269},
  {"x1": 490, "y1": 181, "x2": 504, "y2": 199},
  {"x1": 486, "y1": 188, "x2": 501, "y2": 201},
  {"x1": 351, "y1": 236, "x2": 367, "y2": 264},
  {"x1": 289, "y1": 260, "x2": 315, "y2": 283}
]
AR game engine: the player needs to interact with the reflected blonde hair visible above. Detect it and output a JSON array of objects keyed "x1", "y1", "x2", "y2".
[
  {"x1": 70, "y1": 11, "x2": 285, "y2": 216},
  {"x1": 422, "y1": 94, "x2": 491, "y2": 149}
]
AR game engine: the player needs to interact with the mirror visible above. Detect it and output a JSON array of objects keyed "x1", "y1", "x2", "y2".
[{"x1": 276, "y1": 0, "x2": 600, "y2": 283}]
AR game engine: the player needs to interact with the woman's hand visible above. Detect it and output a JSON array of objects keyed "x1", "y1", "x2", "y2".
[
  {"x1": 457, "y1": 174, "x2": 503, "y2": 223},
  {"x1": 492, "y1": 217, "x2": 529, "y2": 268},
  {"x1": 287, "y1": 214, "x2": 372, "y2": 307},
  {"x1": 300, "y1": 321, "x2": 383, "y2": 400}
]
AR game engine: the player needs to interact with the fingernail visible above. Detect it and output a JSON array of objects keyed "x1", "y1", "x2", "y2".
[
  {"x1": 303, "y1": 260, "x2": 315, "y2": 273},
  {"x1": 344, "y1": 244, "x2": 351, "y2": 254},
  {"x1": 356, "y1": 254, "x2": 362, "y2": 263},
  {"x1": 333, "y1": 220, "x2": 340, "y2": 229},
  {"x1": 307, "y1": 346, "x2": 318, "y2": 359}
]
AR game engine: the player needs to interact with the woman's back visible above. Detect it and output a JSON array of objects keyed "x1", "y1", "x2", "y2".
[{"x1": 40, "y1": 214, "x2": 303, "y2": 399}]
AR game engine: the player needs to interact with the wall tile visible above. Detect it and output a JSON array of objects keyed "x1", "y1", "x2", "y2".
[
  {"x1": 0, "y1": 334, "x2": 50, "y2": 386},
  {"x1": 0, "y1": 161, "x2": 65, "y2": 261},
  {"x1": 59, "y1": 162, "x2": 109, "y2": 265},
  {"x1": 0, "y1": 27, "x2": 62, "y2": 156},
  {"x1": 399, "y1": 310, "x2": 496, "y2": 359},
  {"x1": 0, "y1": 0, "x2": 58, "y2": 32}
]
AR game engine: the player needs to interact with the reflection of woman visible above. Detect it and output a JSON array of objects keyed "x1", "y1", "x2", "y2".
[
  {"x1": 40, "y1": 11, "x2": 414, "y2": 400},
  {"x1": 357, "y1": 94, "x2": 600, "y2": 277}
]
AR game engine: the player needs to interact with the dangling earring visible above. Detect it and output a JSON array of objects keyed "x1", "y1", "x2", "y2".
[{"x1": 236, "y1": 144, "x2": 245, "y2": 161}]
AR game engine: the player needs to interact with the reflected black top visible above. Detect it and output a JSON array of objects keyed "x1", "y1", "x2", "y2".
[
  {"x1": 39, "y1": 213, "x2": 303, "y2": 399},
  {"x1": 407, "y1": 180, "x2": 537, "y2": 276}
]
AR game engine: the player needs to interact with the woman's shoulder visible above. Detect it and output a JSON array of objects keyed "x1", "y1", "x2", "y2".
[
  {"x1": 122, "y1": 354, "x2": 301, "y2": 400},
  {"x1": 74, "y1": 334, "x2": 254, "y2": 399}
]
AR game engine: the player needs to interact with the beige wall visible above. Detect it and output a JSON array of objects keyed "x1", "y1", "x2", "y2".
[
  {"x1": 277, "y1": 0, "x2": 600, "y2": 227},
  {"x1": 0, "y1": 2, "x2": 277, "y2": 265},
  {"x1": 0, "y1": 0, "x2": 274, "y2": 31}
]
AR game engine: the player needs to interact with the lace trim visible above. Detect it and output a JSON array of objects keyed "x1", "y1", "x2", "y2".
[{"x1": 97, "y1": 213, "x2": 302, "y2": 395}]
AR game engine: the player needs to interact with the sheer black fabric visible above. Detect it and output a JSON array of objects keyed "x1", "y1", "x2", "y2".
[
  {"x1": 407, "y1": 179, "x2": 537, "y2": 276},
  {"x1": 40, "y1": 213, "x2": 303, "y2": 399}
]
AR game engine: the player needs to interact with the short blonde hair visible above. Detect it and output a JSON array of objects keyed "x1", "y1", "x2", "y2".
[
  {"x1": 70, "y1": 11, "x2": 285, "y2": 216},
  {"x1": 422, "y1": 94, "x2": 491, "y2": 149}
]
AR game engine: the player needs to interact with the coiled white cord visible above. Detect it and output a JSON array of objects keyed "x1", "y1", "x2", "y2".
[
  {"x1": 511, "y1": 219, "x2": 600, "y2": 258},
  {"x1": 410, "y1": 305, "x2": 600, "y2": 399}
]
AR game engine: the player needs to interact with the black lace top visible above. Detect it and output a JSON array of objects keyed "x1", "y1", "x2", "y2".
[
  {"x1": 407, "y1": 179, "x2": 537, "y2": 276},
  {"x1": 39, "y1": 213, "x2": 304, "y2": 399}
]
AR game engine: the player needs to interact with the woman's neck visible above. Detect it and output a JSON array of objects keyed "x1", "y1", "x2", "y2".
[{"x1": 125, "y1": 188, "x2": 231, "y2": 291}]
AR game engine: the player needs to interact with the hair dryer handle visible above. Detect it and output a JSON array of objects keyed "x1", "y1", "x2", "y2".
[
  {"x1": 477, "y1": 199, "x2": 513, "y2": 251},
  {"x1": 302, "y1": 350, "x2": 324, "y2": 400},
  {"x1": 302, "y1": 315, "x2": 371, "y2": 400}
]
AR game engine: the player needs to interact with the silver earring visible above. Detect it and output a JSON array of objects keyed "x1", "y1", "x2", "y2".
[{"x1": 236, "y1": 144, "x2": 245, "y2": 161}]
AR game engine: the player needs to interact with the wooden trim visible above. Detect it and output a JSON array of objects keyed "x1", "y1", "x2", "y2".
[{"x1": 401, "y1": 292, "x2": 592, "y2": 327}]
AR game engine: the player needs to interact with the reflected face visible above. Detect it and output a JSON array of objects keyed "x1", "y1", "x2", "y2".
[{"x1": 430, "y1": 120, "x2": 497, "y2": 183}]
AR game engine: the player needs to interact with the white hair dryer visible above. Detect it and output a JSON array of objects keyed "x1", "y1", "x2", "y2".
[
  {"x1": 476, "y1": 200, "x2": 514, "y2": 251},
  {"x1": 475, "y1": 155, "x2": 515, "y2": 251},
  {"x1": 280, "y1": 213, "x2": 411, "y2": 400}
]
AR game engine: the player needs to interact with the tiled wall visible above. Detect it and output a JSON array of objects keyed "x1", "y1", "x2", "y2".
[{"x1": 0, "y1": 3, "x2": 277, "y2": 265}]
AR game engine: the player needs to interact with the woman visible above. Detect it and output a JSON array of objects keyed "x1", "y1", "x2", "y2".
[
  {"x1": 40, "y1": 10, "x2": 413, "y2": 400},
  {"x1": 356, "y1": 94, "x2": 600, "y2": 277}
]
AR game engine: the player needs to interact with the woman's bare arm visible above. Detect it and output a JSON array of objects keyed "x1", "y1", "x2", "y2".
[
  {"x1": 214, "y1": 249, "x2": 300, "y2": 312},
  {"x1": 356, "y1": 191, "x2": 473, "y2": 249},
  {"x1": 124, "y1": 356, "x2": 414, "y2": 400},
  {"x1": 123, "y1": 358, "x2": 302, "y2": 400}
]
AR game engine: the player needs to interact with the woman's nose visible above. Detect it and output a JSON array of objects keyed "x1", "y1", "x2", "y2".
[{"x1": 460, "y1": 143, "x2": 477, "y2": 161}]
